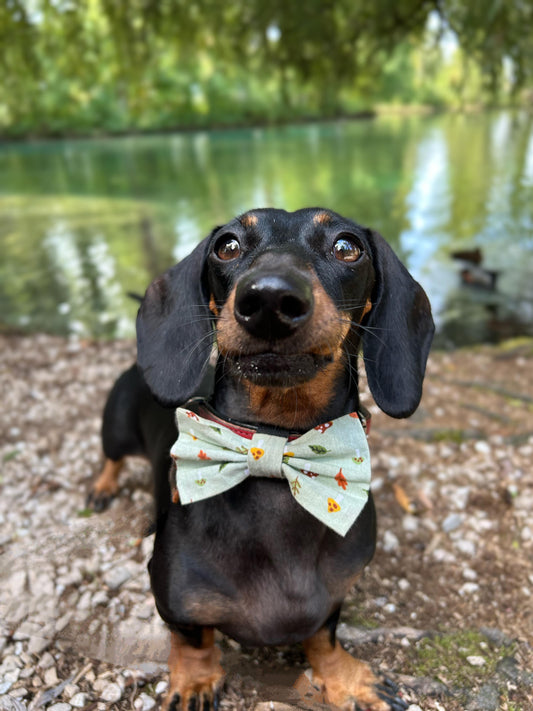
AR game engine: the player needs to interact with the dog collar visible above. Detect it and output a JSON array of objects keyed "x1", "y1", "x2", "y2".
[
  {"x1": 171, "y1": 402, "x2": 372, "y2": 537},
  {"x1": 185, "y1": 398, "x2": 372, "y2": 439}
]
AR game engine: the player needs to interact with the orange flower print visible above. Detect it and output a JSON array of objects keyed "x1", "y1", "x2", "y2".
[
  {"x1": 197, "y1": 450, "x2": 211, "y2": 460},
  {"x1": 349, "y1": 412, "x2": 359, "y2": 419},
  {"x1": 250, "y1": 447, "x2": 264, "y2": 460},
  {"x1": 335, "y1": 468, "x2": 348, "y2": 490},
  {"x1": 327, "y1": 498, "x2": 341, "y2": 513},
  {"x1": 314, "y1": 421, "x2": 333, "y2": 434},
  {"x1": 185, "y1": 411, "x2": 199, "y2": 421}
]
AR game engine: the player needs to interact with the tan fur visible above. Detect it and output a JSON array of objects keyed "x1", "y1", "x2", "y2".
[
  {"x1": 163, "y1": 629, "x2": 224, "y2": 711},
  {"x1": 240, "y1": 213, "x2": 258, "y2": 227},
  {"x1": 91, "y1": 458, "x2": 124, "y2": 498},
  {"x1": 313, "y1": 211, "x2": 332, "y2": 225},
  {"x1": 303, "y1": 627, "x2": 389, "y2": 711},
  {"x1": 209, "y1": 295, "x2": 219, "y2": 316}
]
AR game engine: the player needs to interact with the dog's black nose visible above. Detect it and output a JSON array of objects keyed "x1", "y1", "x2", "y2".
[{"x1": 234, "y1": 272, "x2": 313, "y2": 339}]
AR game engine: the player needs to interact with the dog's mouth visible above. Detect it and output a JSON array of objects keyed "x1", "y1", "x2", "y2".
[{"x1": 226, "y1": 351, "x2": 334, "y2": 386}]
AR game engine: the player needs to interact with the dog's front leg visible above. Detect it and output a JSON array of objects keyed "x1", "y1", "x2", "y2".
[
  {"x1": 163, "y1": 626, "x2": 224, "y2": 711},
  {"x1": 303, "y1": 621, "x2": 404, "y2": 711}
]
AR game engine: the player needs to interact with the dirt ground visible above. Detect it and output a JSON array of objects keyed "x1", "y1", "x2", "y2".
[{"x1": 1, "y1": 334, "x2": 532, "y2": 711}]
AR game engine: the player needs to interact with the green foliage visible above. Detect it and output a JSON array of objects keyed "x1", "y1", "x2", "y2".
[
  {"x1": 1, "y1": 1, "x2": 532, "y2": 136},
  {"x1": 408, "y1": 629, "x2": 516, "y2": 689}
]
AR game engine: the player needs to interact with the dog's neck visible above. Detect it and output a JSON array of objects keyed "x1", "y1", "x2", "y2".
[{"x1": 211, "y1": 358, "x2": 360, "y2": 433}]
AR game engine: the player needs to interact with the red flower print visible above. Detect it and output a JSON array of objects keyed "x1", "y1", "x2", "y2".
[{"x1": 197, "y1": 450, "x2": 211, "y2": 460}]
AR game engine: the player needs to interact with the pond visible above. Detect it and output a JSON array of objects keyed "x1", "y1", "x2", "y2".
[{"x1": 1, "y1": 110, "x2": 532, "y2": 348}]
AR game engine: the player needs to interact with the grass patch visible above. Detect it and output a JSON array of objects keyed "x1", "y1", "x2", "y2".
[{"x1": 407, "y1": 629, "x2": 515, "y2": 688}]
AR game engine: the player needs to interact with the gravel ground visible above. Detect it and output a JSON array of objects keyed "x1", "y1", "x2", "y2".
[{"x1": 1, "y1": 334, "x2": 532, "y2": 711}]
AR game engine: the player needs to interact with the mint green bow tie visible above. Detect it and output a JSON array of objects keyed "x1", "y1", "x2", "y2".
[{"x1": 171, "y1": 407, "x2": 371, "y2": 537}]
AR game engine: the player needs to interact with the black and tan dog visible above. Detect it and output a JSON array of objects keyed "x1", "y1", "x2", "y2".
[{"x1": 89, "y1": 208, "x2": 434, "y2": 711}]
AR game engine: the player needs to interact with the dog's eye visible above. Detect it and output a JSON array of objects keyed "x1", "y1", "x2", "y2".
[
  {"x1": 333, "y1": 235, "x2": 362, "y2": 263},
  {"x1": 215, "y1": 235, "x2": 241, "y2": 261}
]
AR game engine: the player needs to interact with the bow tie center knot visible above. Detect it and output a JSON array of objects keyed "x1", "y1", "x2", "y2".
[{"x1": 247, "y1": 432, "x2": 288, "y2": 478}]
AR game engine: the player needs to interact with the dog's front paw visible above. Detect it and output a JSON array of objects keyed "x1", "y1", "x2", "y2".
[
  {"x1": 302, "y1": 637, "x2": 407, "y2": 711},
  {"x1": 163, "y1": 632, "x2": 225, "y2": 711},
  {"x1": 165, "y1": 686, "x2": 222, "y2": 711},
  {"x1": 86, "y1": 458, "x2": 123, "y2": 511}
]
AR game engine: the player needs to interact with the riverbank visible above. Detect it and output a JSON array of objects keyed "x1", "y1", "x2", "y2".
[
  {"x1": 1, "y1": 334, "x2": 532, "y2": 710},
  {"x1": 1, "y1": 102, "x2": 524, "y2": 142}
]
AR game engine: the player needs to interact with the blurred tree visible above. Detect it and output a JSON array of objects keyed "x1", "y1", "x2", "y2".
[{"x1": 0, "y1": 0, "x2": 532, "y2": 136}]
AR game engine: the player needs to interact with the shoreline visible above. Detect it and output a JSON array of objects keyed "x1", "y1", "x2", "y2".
[{"x1": 1, "y1": 103, "x2": 527, "y2": 144}]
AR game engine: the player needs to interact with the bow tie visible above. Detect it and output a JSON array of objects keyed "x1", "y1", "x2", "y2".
[{"x1": 170, "y1": 405, "x2": 371, "y2": 537}]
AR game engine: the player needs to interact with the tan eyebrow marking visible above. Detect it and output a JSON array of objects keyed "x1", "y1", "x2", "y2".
[
  {"x1": 240, "y1": 213, "x2": 258, "y2": 227},
  {"x1": 313, "y1": 211, "x2": 332, "y2": 225}
]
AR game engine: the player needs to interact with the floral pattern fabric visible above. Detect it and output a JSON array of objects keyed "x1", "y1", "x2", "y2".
[{"x1": 171, "y1": 408, "x2": 371, "y2": 537}]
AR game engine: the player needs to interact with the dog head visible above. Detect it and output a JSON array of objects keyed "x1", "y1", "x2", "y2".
[{"x1": 137, "y1": 207, "x2": 434, "y2": 419}]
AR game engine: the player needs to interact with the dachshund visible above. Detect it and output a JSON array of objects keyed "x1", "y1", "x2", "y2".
[{"x1": 88, "y1": 207, "x2": 434, "y2": 711}]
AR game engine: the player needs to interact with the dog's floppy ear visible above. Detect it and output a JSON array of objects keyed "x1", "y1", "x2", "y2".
[
  {"x1": 136, "y1": 235, "x2": 214, "y2": 406},
  {"x1": 362, "y1": 229, "x2": 434, "y2": 418}
]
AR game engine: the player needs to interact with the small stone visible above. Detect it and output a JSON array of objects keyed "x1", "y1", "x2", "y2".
[
  {"x1": 38, "y1": 651, "x2": 55, "y2": 670},
  {"x1": 467, "y1": 655, "x2": 486, "y2": 667},
  {"x1": 382, "y1": 530, "x2": 399, "y2": 553},
  {"x1": 459, "y1": 582, "x2": 480, "y2": 596},
  {"x1": 28, "y1": 635, "x2": 51, "y2": 656},
  {"x1": 44, "y1": 666, "x2": 59, "y2": 686},
  {"x1": 467, "y1": 682, "x2": 499, "y2": 711},
  {"x1": 442, "y1": 513, "x2": 463, "y2": 533},
  {"x1": 456, "y1": 539, "x2": 476, "y2": 556},
  {"x1": 70, "y1": 692, "x2": 90, "y2": 707},
  {"x1": 11, "y1": 687, "x2": 28, "y2": 698},
  {"x1": 155, "y1": 680, "x2": 168, "y2": 695},
  {"x1": 474, "y1": 441, "x2": 490, "y2": 455},
  {"x1": 402, "y1": 515, "x2": 419, "y2": 533},
  {"x1": 135, "y1": 692, "x2": 156, "y2": 711},
  {"x1": 103, "y1": 566, "x2": 131, "y2": 590},
  {"x1": 63, "y1": 684, "x2": 80, "y2": 699},
  {"x1": 100, "y1": 681, "x2": 122, "y2": 702},
  {"x1": 0, "y1": 695, "x2": 26, "y2": 710},
  {"x1": 91, "y1": 591, "x2": 109, "y2": 607},
  {"x1": 54, "y1": 613, "x2": 72, "y2": 634},
  {"x1": 398, "y1": 578, "x2": 410, "y2": 591}
]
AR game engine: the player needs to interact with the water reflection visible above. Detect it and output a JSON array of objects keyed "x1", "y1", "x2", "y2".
[{"x1": 0, "y1": 111, "x2": 532, "y2": 345}]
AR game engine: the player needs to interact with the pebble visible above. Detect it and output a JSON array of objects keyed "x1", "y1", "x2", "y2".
[
  {"x1": 44, "y1": 666, "x2": 59, "y2": 685},
  {"x1": 135, "y1": 692, "x2": 157, "y2": 710},
  {"x1": 382, "y1": 530, "x2": 400, "y2": 553},
  {"x1": 27, "y1": 635, "x2": 51, "y2": 656},
  {"x1": 467, "y1": 655, "x2": 486, "y2": 667},
  {"x1": 442, "y1": 513, "x2": 463, "y2": 533},
  {"x1": 70, "y1": 692, "x2": 89, "y2": 707},
  {"x1": 48, "y1": 705, "x2": 72, "y2": 711},
  {"x1": 155, "y1": 680, "x2": 168, "y2": 695},
  {"x1": 103, "y1": 566, "x2": 132, "y2": 590},
  {"x1": 91, "y1": 591, "x2": 109, "y2": 607},
  {"x1": 99, "y1": 681, "x2": 123, "y2": 702},
  {"x1": 459, "y1": 582, "x2": 480, "y2": 596}
]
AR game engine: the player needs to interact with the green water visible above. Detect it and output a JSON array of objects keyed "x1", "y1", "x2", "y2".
[{"x1": 1, "y1": 111, "x2": 532, "y2": 346}]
